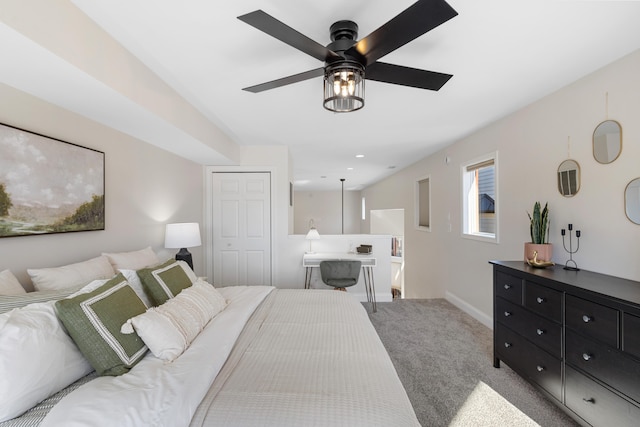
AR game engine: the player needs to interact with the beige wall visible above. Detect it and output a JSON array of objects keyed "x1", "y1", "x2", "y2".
[
  {"x1": 362, "y1": 49, "x2": 640, "y2": 325},
  {"x1": 0, "y1": 84, "x2": 204, "y2": 290},
  {"x1": 293, "y1": 190, "x2": 362, "y2": 235}
]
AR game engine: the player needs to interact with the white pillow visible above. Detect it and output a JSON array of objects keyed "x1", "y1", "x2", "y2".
[
  {"x1": 67, "y1": 278, "x2": 111, "y2": 298},
  {"x1": 27, "y1": 256, "x2": 115, "y2": 291},
  {"x1": 0, "y1": 270, "x2": 25, "y2": 295},
  {"x1": 122, "y1": 280, "x2": 227, "y2": 362},
  {"x1": 0, "y1": 301, "x2": 94, "y2": 421},
  {"x1": 102, "y1": 247, "x2": 159, "y2": 271},
  {"x1": 119, "y1": 269, "x2": 153, "y2": 308}
]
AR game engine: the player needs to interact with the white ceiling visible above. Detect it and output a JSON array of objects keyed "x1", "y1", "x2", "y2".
[{"x1": 3, "y1": 1, "x2": 640, "y2": 191}]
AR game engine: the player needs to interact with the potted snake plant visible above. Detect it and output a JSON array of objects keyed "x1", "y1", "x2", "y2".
[{"x1": 525, "y1": 202, "x2": 553, "y2": 263}]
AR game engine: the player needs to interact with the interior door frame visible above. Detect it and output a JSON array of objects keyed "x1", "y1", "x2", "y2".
[{"x1": 204, "y1": 165, "x2": 276, "y2": 285}]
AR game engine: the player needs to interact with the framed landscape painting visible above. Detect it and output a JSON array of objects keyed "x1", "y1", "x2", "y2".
[{"x1": 0, "y1": 123, "x2": 105, "y2": 238}]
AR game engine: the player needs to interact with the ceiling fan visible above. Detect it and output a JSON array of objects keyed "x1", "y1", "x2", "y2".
[{"x1": 238, "y1": 0, "x2": 458, "y2": 112}]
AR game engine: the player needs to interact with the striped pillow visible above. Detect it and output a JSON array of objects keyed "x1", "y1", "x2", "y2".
[{"x1": 0, "y1": 287, "x2": 83, "y2": 315}]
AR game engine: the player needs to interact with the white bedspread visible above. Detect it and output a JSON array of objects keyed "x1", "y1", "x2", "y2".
[
  {"x1": 191, "y1": 289, "x2": 420, "y2": 427},
  {"x1": 41, "y1": 286, "x2": 273, "y2": 427},
  {"x1": 40, "y1": 287, "x2": 419, "y2": 426}
]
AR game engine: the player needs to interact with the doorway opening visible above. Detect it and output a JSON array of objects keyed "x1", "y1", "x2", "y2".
[{"x1": 370, "y1": 208, "x2": 405, "y2": 299}]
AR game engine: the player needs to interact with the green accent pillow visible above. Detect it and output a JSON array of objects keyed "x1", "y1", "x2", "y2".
[
  {"x1": 54, "y1": 274, "x2": 148, "y2": 376},
  {"x1": 136, "y1": 260, "x2": 195, "y2": 306}
]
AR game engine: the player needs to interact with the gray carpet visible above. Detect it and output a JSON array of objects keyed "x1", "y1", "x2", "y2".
[{"x1": 369, "y1": 299, "x2": 580, "y2": 427}]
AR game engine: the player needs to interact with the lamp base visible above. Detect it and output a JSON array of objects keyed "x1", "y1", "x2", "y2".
[{"x1": 175, "y1": 248, "x2": 193, "y2": 271}]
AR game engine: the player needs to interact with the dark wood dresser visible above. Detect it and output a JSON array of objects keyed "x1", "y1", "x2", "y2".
[{"x1": 490, "y1": 261, "x2": 640, "y2": 427}]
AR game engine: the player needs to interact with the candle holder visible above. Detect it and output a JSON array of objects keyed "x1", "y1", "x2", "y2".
[{"x1": 561, "y1": 224, "x2": 580, "y2": 271}]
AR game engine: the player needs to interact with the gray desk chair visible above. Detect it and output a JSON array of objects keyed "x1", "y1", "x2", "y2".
[{"x1": 319, "y1": 260, "x2": 361, "y2": 291}]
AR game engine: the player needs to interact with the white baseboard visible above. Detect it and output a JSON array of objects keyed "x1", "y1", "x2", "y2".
[{"x1": 445, "y1": 292, "x2": 493, "y2": 329}]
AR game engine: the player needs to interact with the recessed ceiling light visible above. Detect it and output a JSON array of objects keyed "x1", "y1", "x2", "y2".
[{"x1": 355, "y1": 154, "x2": 364, "y2": 158}]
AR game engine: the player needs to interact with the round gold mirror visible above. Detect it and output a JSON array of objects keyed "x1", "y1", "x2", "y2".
[
  {"x1": 557, "y1": 159, "x2": 580, "y2": 197},
  {"x1": 625, "y1": 178, "x2": 640, "y2": 225},
  {"x1": 593, "y1": 120, "x2": 622, "y2": 164}
]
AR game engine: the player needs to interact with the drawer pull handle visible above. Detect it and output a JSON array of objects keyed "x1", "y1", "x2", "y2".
[
  {"x1": 536, "y1": 365, "x2": 545, "y2": 372},
  {"x1": 582, "y1": 397, "x2": 595, "y2": 404},
  {"x1": 504, "y1": 311, "x2": 512, "y2": 317},
  {"x1": 536, "y1": 297, "x2": 546, "y2": 304},
  {"x1": 582, "y1": 353, "x2": 593, "y2": 361},
  {"x1": 536, "y1": 328, "x2": 545, "y2": 336},
  {"x1": 504, "y1": 284, "x2": 512, "y2": 290},
  {"x1": 582, "y1": 315, "x2": 593, "y2": 323},
  {"x1": 504, "y1": 342, "x2": 512, "y2": 348}
]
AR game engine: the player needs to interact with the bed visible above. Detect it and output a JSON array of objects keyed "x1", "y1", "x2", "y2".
[{"x1": 0, "y1": 254, "x2": 419, "y2": 427}]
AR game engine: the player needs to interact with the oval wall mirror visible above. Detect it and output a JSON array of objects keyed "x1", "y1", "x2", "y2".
[
  {"x1": 557, "y1": 159, "x2": 580, "y2": 197},
  {"x1": 593, "y1": 120, "x2": 622, "y2": 164},
  {"x1": 625, "y1": 178, "x2": 640, "y2": 225}
]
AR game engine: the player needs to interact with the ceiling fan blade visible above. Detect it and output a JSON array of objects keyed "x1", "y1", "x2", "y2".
[
  {"x1": 238, "y1": 10, "x2": 340, "y2": 62},
  {"x1": 243, "y1": 68, "x2": 325, "y2": 93},
  {"x1": 365, "y1": 62, "x2": 452, "y2": 91},
  {"x1": 347, "y1": 0, "x2": 457, "y2": 65}
]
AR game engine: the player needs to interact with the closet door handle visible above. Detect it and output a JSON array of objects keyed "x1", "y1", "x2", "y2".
[
  {"x1": 504, "y1": 311, "x2": 512, "y2": 317},
  {"x1": 582, "y1": 353, "x2": 593, "y2": 361},
  {"x1": 536, "y1": 328, "x2": 545, "y2": 336},
  {"x1": 582, "y1": 397, "x2": 595, "y2": 404},
  {"x1": 504, "y1": 342, "x2": 512, "y2": 348},
  {"x1": 536, "y1": 297, "x2": 546, "y2": 304},
  {"x1": 504, "y1": 284, "x2": 512, "y2": 290},
  {"x1": 582, "y1": 315, "x2": 593, "y2": 323},
  {"x1": 536, "y1": 365, "x2": 545, "y2": 372}
]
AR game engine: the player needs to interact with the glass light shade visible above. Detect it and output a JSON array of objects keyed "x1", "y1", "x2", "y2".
[
  {"x1": 323, "y1": 62, "x2": 365, "y2": 113},
  {"x1": 165, "y1": 222, "x2": 202, "y2": 248}
]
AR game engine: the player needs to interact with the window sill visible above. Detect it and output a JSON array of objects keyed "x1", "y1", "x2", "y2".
[{"x1": 462, "y1": 232, "x2": 498, "y2": 244}]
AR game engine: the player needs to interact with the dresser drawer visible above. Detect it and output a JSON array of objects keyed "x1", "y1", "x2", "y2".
[
  {"x1": 565, "y1": 365, "x2": 640, "y2": 427},
  {"x1": 524, "y1": 281, "x2": 562, "y2": 322},
  {"x1": 495, "y1": 324, "x2": 561, "y2": 400},
  {"x1": 566, "y1": 295, "x2": 619, "y2": 348},
  {"x1": 495, "y1": 271, "x2": 523, "y2": 304},
  {"x1": 566, "y1": 329, "x2": 640, "y2": 404},
  {"x1": 623, "y1": 313, "x2": 640, "y2": 360},
  {"x1": 496, "y1": 298, "x2": 561, "y2": 358}
]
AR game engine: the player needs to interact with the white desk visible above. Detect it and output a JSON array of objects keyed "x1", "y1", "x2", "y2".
[{"x1": 302, "y1": 252, "x2": 376, "y2": 312}]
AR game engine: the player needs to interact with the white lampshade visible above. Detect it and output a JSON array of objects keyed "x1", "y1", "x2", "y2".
[
  {"x1": 165, "y1": 222, "x2": 202, "y2": 249},
  {"x1": 306, "y1": 228, "x2": 320, "y2": 240},
  {"x1": 305, "y1": 223, "x2": 320, "y2": 254}
]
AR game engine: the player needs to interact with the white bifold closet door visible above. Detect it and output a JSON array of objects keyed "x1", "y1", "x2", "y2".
[{"x1": 211, "y1": 172, "x2": 271, "y2": 286}]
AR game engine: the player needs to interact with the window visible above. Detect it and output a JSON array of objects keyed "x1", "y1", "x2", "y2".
[
  {"x1": 462, "y1": 153, "x2": 498, "y2": 242},
  {"x1": 415, "y1": 175, "x2": 430, "y2": 231}
]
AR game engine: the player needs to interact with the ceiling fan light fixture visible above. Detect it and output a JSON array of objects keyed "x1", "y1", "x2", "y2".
[{"x1": 323, "y1": 61, "x2": 364, "y2": 113}]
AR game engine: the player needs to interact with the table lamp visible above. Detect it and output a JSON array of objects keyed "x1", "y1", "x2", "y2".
[
  {"x1": 165, "y1": 222, "x2": 201, "y2": 270},
  {"x1": 305, "y1": 219, "x2": 320, "y2": 253}
]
